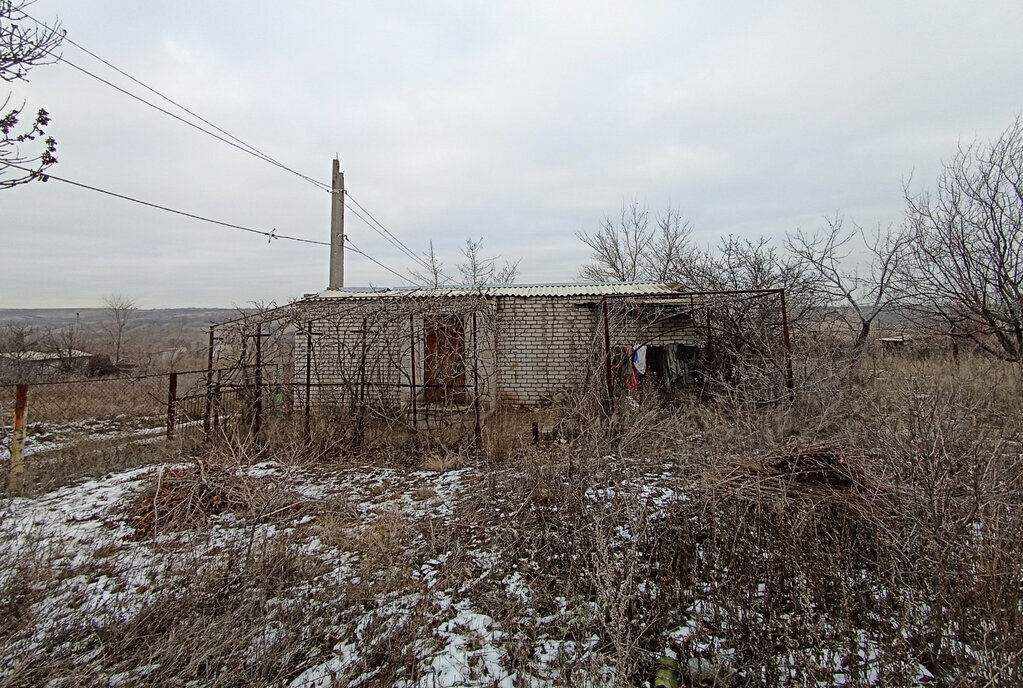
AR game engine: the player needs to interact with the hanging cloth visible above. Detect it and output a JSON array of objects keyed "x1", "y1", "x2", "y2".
[
  {"x1": 632, "y1": 345, "x2": 647, "y2": 375},
  {"x1": 625, "y1": 345, "x2": 640, "y2": 390}
]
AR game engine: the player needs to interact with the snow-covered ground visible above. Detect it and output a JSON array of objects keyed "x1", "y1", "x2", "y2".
[
  {"x1": 0, "y1": 456, "x2": 627, "y2": 686},
  {"x1": 0, "y1": 451, "x2": 953, "y2": 687},
  {"x1": 0, "y1": 415, "x2": 173, "y2": 462}
]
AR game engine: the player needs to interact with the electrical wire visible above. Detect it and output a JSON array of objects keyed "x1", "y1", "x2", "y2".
[
  {"x1": 7, "y1": 164, "x2": 424, "y2": 285},
  {"x1": 6, "y1": 163, "x2": 327, "y2": 244},
  {"x1": 344, "y1": 194, "x2": 456, "y2": 283},
  {"x1": 345, "y1": 239, "x2": 420, "y2": 286},
  {"x1": 59, "y1": 55, "x2": 335, "y2": 193},
  {"x1": 23, "y1": 14, "x2": 440, "y2": 286},
  {"x1": 25, "y1": 12, "x2": 333, "y2": 193},
  {"x1": 345, "y1": 192, "x2": 429, "y2": 266},
  {"x1": 53, "y1": 45, "x2": 446, "y2": 280},
  {"x1": 342, "y1": 199, "x2": 427, "y2": 267}
]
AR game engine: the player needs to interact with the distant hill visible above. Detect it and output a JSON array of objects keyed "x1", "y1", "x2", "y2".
[
  {"x1": 0, "y1": 308, "x2": 240, "y2": 336},
  {"x1": 0, "y1": 308, "x2": 245, "y2": 364}
]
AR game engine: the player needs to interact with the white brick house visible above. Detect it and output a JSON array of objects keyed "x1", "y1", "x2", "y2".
[{"x1": 296, "y1": 282, "x2": 703, "y2": 409}]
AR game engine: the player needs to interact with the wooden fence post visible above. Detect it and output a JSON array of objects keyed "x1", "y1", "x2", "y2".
[
  {"x1": 8, "y1": 384, "x2": 29, "y2": 492},
  {"x1": 166, "y1": 372, "x2": 178, "y2": 440}
]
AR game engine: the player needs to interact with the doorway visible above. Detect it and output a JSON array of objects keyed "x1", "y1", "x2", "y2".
[{"x1": 424, "y1": 316, "x2": 466, "y2": 403}]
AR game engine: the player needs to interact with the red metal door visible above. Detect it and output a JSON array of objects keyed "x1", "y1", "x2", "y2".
[{"x1": 424, "y1": 317, "x2": 466, "y2": 403}]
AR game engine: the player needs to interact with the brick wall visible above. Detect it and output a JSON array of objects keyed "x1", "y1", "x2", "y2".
[
  {"x1": 297, "y1": 296, "x2": 699, "y2": 408},
  {"x1": 294, "y1": 300, "x2": 497, "y2": 408}
]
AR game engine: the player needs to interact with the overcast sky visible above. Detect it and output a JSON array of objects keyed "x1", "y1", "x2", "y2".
[{"x1": 3, "y1": 1, "x2": 1023, "y2": 308}]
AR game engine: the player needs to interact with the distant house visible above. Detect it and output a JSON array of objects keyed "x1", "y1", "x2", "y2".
[
  {"x1": 294, "y1": 282, "x2": 704, "y2": 409},
  {"x1": 0, "y1": 349, "x2": 93, "y2": 382}
]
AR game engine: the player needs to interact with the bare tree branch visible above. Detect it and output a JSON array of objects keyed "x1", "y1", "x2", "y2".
[
  {"x1": 900, "y1": 116, "x2": 1023, "y2": 362},
  {"x1": 0, "y1": 0, "x2": 62, "y2": 188},
  {"x1": 787, "y1": 215, "x2": 911, "y2": 354}
]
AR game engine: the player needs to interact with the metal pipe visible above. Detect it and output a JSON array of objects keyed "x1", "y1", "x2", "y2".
[
  {"x1": 204, "y1": 326, "x2": 215, "y2": 439},
  {"x1": 409, "y1": 313, "x2": 417, "y2": 428},
  {"x1": 214, "y1": 369, "x2": 222, "y2": 430},
  {"x1": 601, "y1": 288, "x2": 784, "y2": 300},
  {"x1": 778, "y1": 289, "x2": 795, "y2": 398},
  {"x1": 305, "y1": 324, "x2": 312, "y2": 442},
  {"x1": 601, "y1": 297, "x2": 615, "y2": 416},
  {"x1": 254, "y1": 322, "x2": 262, "y2": 438},
  {"x1": 358, "y1": 316, "x2": 367, "y2": 445},
  {"x1": 472, "y1": 310, "x2": 481, "y2": 446}
]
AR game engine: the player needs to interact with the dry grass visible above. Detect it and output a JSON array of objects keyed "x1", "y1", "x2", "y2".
[
  {"x1": 422, "y1": 451, "x2": 463, "y2": 472},
  {"x1": 1, "y1": 352, "x2": 1021, "y2": 686}
]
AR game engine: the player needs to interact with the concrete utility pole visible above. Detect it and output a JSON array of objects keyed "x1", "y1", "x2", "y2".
[{"x1": 328, "y1": 157, "x2": 345, "y2": 289}]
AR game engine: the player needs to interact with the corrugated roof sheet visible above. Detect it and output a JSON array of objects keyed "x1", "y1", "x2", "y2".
[{"x1": 303, "y1": 282, "x2": 682, "y2": 300}]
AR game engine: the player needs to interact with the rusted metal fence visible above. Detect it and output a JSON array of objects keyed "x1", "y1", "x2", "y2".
[
  {"x1": 598, "y1": 288, "x2": 796, "y2": 412},
  {"x1": 0, "y1": 369, "x2": 247, "y2": 492},
  {"x1": 199, "y1": 294, "x2": 497, "y2": 451},
  {"x1": 1, "y1": 288, "x2": 798, "y2": 491}
]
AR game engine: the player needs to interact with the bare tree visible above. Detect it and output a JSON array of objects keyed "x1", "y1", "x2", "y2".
[
  {"x1": 646, "y1": 206, "x2": 693, "y2": 282},
  {"x1": 578, "y1": 202, "x2": 650, "y2": 282},
  {"x1": 0, "y1": 322, "x2": 37, "y2": 382},
  {"x1": 901, "y1": 117, "x2": 1023, "y2": 362},
  {"x1": 102, "y1": 293, "x2": 137, "y2": 366},
  {"x1": 787, "y1": 215, "x2": 910, "y2": 354},
  {"x1": 577, "y1": 202, "x2": 693, "y2": 283},
  {"x1": 492, "y1": 258, "x2": 521, "y2": 285},
  {"x1": 0, "y1": 322, "x2": 36, "y2": 356},
  {"x1": 408, "y1": 240, "x2": 446, "y2": 288},
  {"x1": 42, "y1": 313, "x2": 83, "y2": 373},
  {"x1": 681, "y1": 235, "x2": 825, "y2": 354},
  {"x1": 457, "y1": 237, "x2": 520, "y2": 287},
  {"x1": 1, "y1": 0, "x2": 62, "y2": 189}
]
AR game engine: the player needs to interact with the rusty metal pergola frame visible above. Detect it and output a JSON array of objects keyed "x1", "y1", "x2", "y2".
[{"x1": 198, "y1": 287, "x2": 795, "y2": 440}]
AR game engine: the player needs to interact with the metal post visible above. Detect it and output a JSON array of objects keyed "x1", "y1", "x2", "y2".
[
  {"x1": 214, "y1": 369, "x2": 222, "y2": 430},
  {"x1": 166, "y1": 372, "x2": 178, "y2": 440},
  {"x1": 8, "y1": 384, "x2": 28, "y2": 491},
  {"x1": 204, "y1": 326, "x2": 215, "y2": 439},
  {"x1": 472, "y1": 310, "x2": 482, "y2": 446},
  {"x1": 254, "y1": 322, "x2": 263, "y2": 438},
  {"x1": 409, "y1": 313, "x2": 417, "y2": 428},
  {"x1": 305, "y1": 325, "x2": 312, "y2": 442},
  {"x1": 358, "y1": 317, "x2": 367, "y2": 445},
  {"x1": 274, "y1": 365, "x2": 283, "y2": 418},
  {"x1": 601, "y1": 298, "x2": 615, "y2": 416},
  {"x1": 778, "y1": 289, "x2": 795, "y2": 399}
]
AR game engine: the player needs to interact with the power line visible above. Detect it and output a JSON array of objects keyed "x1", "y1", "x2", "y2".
[
  {"x1": 344, "y1": 194, "x2": 456, "y2": 284},
  {"x1": 30, "y1": 14, "x2": 444, "y2": 280},
  {"x1": 345, "y1": 192, "x2": 430, "y2": 267},
  {"x1": 24, "y1": 15, "x2": 437, "y2": 286},
  {"x1": 59, "y1": 55, "x2": 335, "y2": 193},
  {"x1": 7, "y1": 162, "x2": 326, "y2": 245},
  {"x1": 25, "y1": 13, "x2": 332, "y2": 193},
  {"x1": 6, "y1": 164, "x2": 419, "y2": 284},
  {"x1": 53, "y1": 39, "x2": 445, "y2": 280},
  {"x1": 343, "y1": 200, "x2": 456, "y2": 285},
  {"x1": 343, "y1": 198, "x2": 429, "y2": 268},
  {"x1": 345, "y1": 239, "x2": 420, "y2": 286}
]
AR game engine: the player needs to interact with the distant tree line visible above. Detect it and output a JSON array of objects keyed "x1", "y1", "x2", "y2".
[{"x1": 577, "y1": 116, "x2": 1023, "y2": 363}]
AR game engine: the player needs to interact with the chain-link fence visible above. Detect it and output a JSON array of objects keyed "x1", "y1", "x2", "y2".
[{"x1": 0, "y1": 370, "x2": 232, "y2": 493}]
